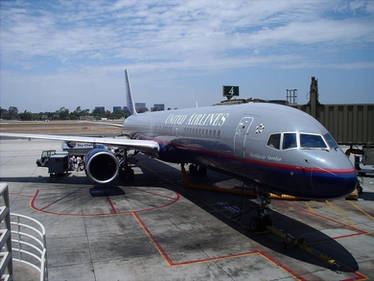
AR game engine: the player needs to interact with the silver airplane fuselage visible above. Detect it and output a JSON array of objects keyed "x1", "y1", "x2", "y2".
[{"x1": 123, "y1": 102, "x2": 356, "y2": 199}]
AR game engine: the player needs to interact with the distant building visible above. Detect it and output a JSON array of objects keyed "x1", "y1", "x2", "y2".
[
  {"x1": 135, "y1": 103, "x2": 148, "y2": 113},
  {"x1": 123, "y1": 106, "x2": 130, "y2": 116},
  {"x1": 94, "y1": 106, "x2": 105, "y2": 114},
  {"x1": 151, "y1": 104, "x2": 165, "y2": 112},
  {"x1": 113, "y1": 106, "x2": 123, "y2": 113}
]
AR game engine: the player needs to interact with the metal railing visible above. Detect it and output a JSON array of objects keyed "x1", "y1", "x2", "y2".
[
  {"x1": 0, "y1": 183, "x2": 13, "y2": 281},
  {"x1": 0, "y1": 183, "x2": 47, "y2": 281},
  {"x1": 11, "y1": 213, "x2": 47, "y2": 281}
]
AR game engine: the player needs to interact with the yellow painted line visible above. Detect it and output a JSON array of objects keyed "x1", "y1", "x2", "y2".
[
  {"x1": 348, "y1": 201, "x2": 374, "y2": 221},
  {"x1": 304, "y1": 202, "x2": 315, "y2": 213},
  {"x1": 325, "y1": 200, "x2": 356, "y2": 228},
  {"x1": 131, "y1": 212, "x2": 172, "y2": 266}
]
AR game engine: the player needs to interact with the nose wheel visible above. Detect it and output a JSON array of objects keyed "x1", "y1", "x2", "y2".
[
  {"x1": 188, "y1": 164, "x2": 207, "y2": 177},
  {"x1": 249, "y1": 191, "x2": 272, "y2": 232}
]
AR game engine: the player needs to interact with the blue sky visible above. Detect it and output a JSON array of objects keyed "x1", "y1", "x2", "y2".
[{"x1": 0, "y1": 0, "x2": 373, "y2": 112}]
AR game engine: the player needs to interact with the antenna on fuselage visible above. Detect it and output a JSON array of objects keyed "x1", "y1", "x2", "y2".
[{"x1": 124, "y1": 69, "x2": 137, "y2": 116}]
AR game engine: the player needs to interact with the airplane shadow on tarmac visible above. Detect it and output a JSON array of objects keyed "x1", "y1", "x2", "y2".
[
  {"x1": 359, "y1": 191, "x2": 374, "y2": 201},
  {"x1": 135, "y1": 155, "x2": 359, "y2": 273},
  {"x1": 0, "y1": 156, "x2": 359, "y2": 273}
]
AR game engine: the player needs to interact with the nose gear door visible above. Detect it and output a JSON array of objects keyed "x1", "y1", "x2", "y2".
[{"x1": 234, "y1": 117, "x2": 254, "y2": 158}]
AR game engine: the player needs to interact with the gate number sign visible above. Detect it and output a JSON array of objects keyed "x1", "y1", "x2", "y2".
[{"x1": 223, "y1": 86, "x2": 239, "y2": 99}]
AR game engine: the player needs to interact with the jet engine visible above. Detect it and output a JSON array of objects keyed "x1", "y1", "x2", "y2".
[{"x1": 85, "y1": 148, "x2": 119, "y2": 185}]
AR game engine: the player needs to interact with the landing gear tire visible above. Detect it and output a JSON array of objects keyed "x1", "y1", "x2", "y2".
[
  {"x1": 249, "y1": 217, "x2": 261, "y2": 232},
  {"x1": 197, "y1": 165, "x2": 207, "y2": 177},
  {"x1": 189, "y1": 164, "x2": 207, "y2": 177},
  {"x1": 249, "y1": 190, "x2": 273, "y2": 232},
  {"x1": 119, "y1": 166, "x2": 134, "y2": 182},
  {"x1": 189, "y1": 164, "x2": 198, "y2": 176},
  {"x1": 249, "y1": 215, "x2": 272, "y2": 232},
  {"x1": 357, "y1": 184, "x2": 363, "y2": 194}
]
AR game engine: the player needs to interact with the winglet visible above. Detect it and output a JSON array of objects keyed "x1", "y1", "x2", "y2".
[{"x1": 125, "y1": 69, "x2": 137, "y2": 115}]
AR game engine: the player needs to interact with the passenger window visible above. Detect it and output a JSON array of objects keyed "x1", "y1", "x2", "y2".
[
  {"x1": 283, "y1": 133, "x2": 297, "y2": 149},
  {"x1": 267, "y1": 134, "x2": 281, "y2": 149},
  {"x1": 300, "y1": 134, "x2": 327, "y2": 148}
]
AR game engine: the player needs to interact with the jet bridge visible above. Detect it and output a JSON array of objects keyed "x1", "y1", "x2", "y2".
[{"x1": 293, "y1": 77, "x2": 374, "y2": 147}]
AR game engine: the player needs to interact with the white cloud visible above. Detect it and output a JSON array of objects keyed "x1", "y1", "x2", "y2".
[{"x1": 1, "y1": 0, "x2": 373, "y2": 73}]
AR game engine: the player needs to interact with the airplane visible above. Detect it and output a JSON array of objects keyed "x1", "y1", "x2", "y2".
[{"x1": 0, "y1": 70, "x2": 357, "y2": 229}]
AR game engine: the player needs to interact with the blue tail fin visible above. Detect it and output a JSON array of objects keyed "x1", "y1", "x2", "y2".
[{"x1": 125, "y1": 69, "x2": 137, "y2": 116}]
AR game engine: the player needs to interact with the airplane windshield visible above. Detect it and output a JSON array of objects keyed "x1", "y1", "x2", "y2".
[
  {"x1": 323, "y1": 133, "x2": 339, "y2": 149},
  {"x1": 300, "y1": 134, "x2": 327, "y2": 149},
  {"x1": 283, "y1": 133, "x2": 297, "y2": 149},
  {"x1": 267, "y1": 133, "x2": 281, "y2": 149}
]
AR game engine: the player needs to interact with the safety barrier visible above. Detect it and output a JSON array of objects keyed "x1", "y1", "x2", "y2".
[
  {"x1": 11, "y1": 213, "x2": 48, "y2": 281},
  {"x1": 0, "y1": 183, "x2": 13, "y2": 281},
  {"x1": 0, "y1": 183, "x2": 48, "y2": 281}
]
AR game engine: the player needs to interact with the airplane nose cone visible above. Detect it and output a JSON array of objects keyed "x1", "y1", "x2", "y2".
[{"x1": 311, "y1": 169, "x2": 357, "y2": 199}]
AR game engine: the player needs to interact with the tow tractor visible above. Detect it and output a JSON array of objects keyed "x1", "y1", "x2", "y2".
[
  {"x1": 36, "y1": 150, "x2": 69, "y2": 177},
  {"x1": 36, "y1": 150, "x2": 56, "y2": 167}
]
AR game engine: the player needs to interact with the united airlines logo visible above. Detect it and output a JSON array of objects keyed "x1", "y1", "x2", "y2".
[{"x1": 165, "y1": 113, "x2": 229, "y2": 127}]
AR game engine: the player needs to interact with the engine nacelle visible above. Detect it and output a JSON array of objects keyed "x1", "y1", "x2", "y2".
[{"x1": 85, "y1": 148, "x2": 119, "y2": 185}]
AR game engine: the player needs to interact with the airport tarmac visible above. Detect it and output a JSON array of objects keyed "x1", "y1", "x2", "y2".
[{"x1": 0, "y1": 138, "x2": 374, "y2": 281}]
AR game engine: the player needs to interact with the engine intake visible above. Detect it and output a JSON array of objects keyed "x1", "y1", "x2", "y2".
[{"x1": 85, "y1": 148, "x2": 119, "y2": 185}]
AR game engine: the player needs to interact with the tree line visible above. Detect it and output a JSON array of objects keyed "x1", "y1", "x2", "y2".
[{"x1": 0, "y1": 106, "x2": 128, "y2": 121}]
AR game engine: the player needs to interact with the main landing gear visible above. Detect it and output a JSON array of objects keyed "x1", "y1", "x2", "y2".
[
  {"x1": 188, "y1": 164, "x2": 207, "y2": 177},
  {"x1": 249, "y1": 191, "x2": 273, "y2": 232},
  {"x1": 117, "y1": 149, "x2": 135, "y2": 182}
]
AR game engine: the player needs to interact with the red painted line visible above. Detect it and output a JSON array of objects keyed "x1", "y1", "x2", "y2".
[
  {"x1": 170, "y1": 251, "x2": 257, "y2": 266},
  {"x1": 133, "y1": 212, "x2": 173, "y2": 265},
  {"x1": 341, "y1": 271, "x2": 368, "y2": 281},
  {"x1": 30, "y1": 189, "x2": 40, "y2": 207},
  {"x1": 259, "y1": 251, "x2": 307, "y2": 281},
  {"x1": 40, "y1": 191, "x2": 77, "y2": 211},
  {"x1": 30, "y1": 189, "x2": 180, "y2": 217},
  {"x1": 308, "y1": 232, "x2": 368, "y2": 245},
  {"x1": 135, "y1": 193, "x2": 181, "y2": 214},
  {"x1": 107, "y1": 198, "x2": 118, "y2": 214},
  {"x1": 282, "y1": 201, "x2": 367, "y2": 235},
  {"x1": 134, "y1": 211, "x2": 307, "y2": 280},
  {"x1": 139, "y1": 189, "x2": 177, "y2": 200}
]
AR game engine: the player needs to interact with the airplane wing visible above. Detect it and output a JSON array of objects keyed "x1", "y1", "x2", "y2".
[
  {"x1": 0, "y1": 133, "x2": 159, "y2": 155},
  {"x1": 78, "y1": 121, "x2": 124, "y2": 128}
]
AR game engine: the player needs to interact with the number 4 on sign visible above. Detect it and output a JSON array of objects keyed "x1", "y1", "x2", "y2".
[{"x1": 229, "y1": 87, "x2": 234, "y2": 95}]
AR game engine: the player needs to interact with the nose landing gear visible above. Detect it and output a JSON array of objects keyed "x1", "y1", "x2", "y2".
[
  {"x1": 188, "y1": 164, "x2": 207, "y2": 177},
  {"x1": 249, "y1": 191, "x2": 273, "y2": 232}
]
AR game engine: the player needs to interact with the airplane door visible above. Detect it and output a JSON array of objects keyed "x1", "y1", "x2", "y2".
[{"x1": 234, "y1": 117, "x2": 254, "y2": 157}]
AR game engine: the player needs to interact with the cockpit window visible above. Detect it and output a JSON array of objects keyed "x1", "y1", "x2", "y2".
[
  {"x1": 267, "y1": 134, "x2": 281, "y2": 149},
  {"x1": 323, "y1": 133, "x2": 339, "y2": 149},
  {"x1": 283, "y1": 133, "x2": 297, "y2": 149},
  {"x1": 300, "y1": 134, "x2": 327, "y2": 148}
]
